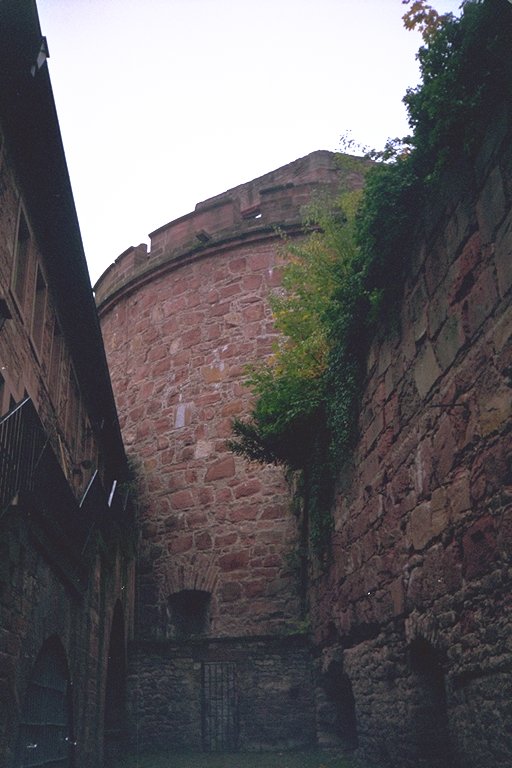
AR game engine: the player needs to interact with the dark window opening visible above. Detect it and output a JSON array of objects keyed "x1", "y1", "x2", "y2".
[
  {"x1": 241, "y1": 205, "x2": 262, "y2": 220},
  {"x1": 15, "y1": 636, "x2": 74, "y2": 768},
  {"x1": 31, "y1": 265, "x2": 47, "y2": 352},
  {"x1": 168, "y1": 589, "x2": 211, "y2": 639},
  {"x1": 49, "y1": 321, "x2": 63, "y2": 406},
  {"x1": 13, "y1": 210, "x2": 31, "y2": 311}
]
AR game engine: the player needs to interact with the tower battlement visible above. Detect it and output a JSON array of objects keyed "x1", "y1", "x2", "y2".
[{"x1": 94, "y1": 150, "x2": 365, "y2": 307}]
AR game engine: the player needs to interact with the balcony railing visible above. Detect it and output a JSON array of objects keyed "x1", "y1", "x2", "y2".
[
  {"x1": 0, "y1": 397, "x2": 130, "y2": 590},
  {"x1": 0, "y1": 396, "x2": 44, "y2": 515}
]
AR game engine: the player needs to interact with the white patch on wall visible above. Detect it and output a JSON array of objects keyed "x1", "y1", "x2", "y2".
[
  {"x1": 175, "y1": 403, "x2": 187, "y2": 428},
  {"x1": 195, "y1": 440, "x2": 213, "y2": 459}
]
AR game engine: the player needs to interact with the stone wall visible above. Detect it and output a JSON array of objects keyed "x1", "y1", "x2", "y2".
[{"x1": 310, "y1": 113, "x2": 512, "y2": 767}]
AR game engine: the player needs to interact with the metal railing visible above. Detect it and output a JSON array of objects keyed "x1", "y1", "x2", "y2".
[
  {"x1": 0, "y1": 396, "x2": 45, "y2": 516},
  {"x1": 0, "y1": 397, "x2": 84, "y2": 541}
]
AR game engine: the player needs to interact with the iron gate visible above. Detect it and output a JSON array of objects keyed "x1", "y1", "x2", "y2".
[{"x1": 201, "y1": 661, "x2": 239, "y2": 751}]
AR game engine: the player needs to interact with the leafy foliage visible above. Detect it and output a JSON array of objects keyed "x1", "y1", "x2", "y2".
[
  {"x1": 405, "y1": 0, "x2": 512, "y2": 181},
  {"x1": 402, "y1": 0, "x2": 452, "y2": 42},
  {"x1": 229, "y1": 182, "x2": 371, "y2": 549}
]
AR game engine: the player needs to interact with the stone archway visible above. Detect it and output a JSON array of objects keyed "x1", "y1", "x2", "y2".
[
  {"x1": 409, "y1": 637, "x2": 450, "y2": 767},
  {"x1": 15, "y1": 636, "x2": 74, "y2": 768},
  {"x1": 316, "y1": 651, "x2": 358, "y2": 751}
]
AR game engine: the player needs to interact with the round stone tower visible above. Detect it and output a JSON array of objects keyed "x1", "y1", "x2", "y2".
[{"x1": 95, "y1": 151, "x2": 366, "y2": 751}]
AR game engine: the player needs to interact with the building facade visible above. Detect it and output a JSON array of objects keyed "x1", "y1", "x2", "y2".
[{"x1": 0, "y1": 3, "x2": 134, "y2": 767}]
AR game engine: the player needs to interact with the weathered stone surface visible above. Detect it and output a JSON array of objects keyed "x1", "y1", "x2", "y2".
[{"x1": 307, "y1": 121, "x2": 512, "y2": 767}]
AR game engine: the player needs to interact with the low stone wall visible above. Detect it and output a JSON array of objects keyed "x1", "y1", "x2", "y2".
[{"x1": 127, "y1": 635, "x2": 316, "y2": 753}]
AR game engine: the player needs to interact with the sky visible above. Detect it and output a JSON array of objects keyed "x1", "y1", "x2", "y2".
[{"x1": 37, "y1": 0, "x2": 462, "y2": 284}]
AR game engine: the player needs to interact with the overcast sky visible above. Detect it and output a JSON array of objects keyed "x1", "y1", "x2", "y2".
[{"x1": 37, "y1": 0, "x2": 461, "y2": 283}]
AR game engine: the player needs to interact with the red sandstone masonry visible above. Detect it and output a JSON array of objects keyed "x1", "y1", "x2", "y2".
[
  {"x1": 96, "y1": 152, "x2": 365, "y2": 639},
  {"x1": 309, "y1": 118, "x2": 512, "y2": 766}
]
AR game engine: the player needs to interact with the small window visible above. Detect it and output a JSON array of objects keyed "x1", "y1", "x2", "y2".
[
  {"x1": 168, "y1": 589, "x2": 211, "y2": 639},
  {"x1": 65, "y1": 368, "x2": 81, "y2": 457},
  {"x1": 12, "y1": 209, "x2": 31, "y2": 311},
  {"x1": 59, "y1": 351, "x2": 70, "y2": 425},
  {"x1": 31, "y1": 265, "x2": 47, "y2": 352}
]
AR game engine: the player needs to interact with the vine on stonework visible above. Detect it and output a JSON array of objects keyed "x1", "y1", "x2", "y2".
[{"x1": 229, "y1": 0, "x2": 512, "y2": 556}]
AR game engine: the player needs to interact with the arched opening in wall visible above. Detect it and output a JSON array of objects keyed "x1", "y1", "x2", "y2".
[
  {"x1": 409, "y1": 638, "x2": 450, "y2": 766},
  {"x1": 104, "y1": 600, "x2": 127, "y2": 760},
  {"x1": 14, "y1": 636, "x2": 74, "y2": 768},
  {"x1": 318, "y1": 660, "x2": 358, "y2": 751},
  {"x1": 167, "y1": 589, "x2": 211, "y2": 639}
]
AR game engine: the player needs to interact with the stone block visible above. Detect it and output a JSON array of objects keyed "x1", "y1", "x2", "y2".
[
  {"x1": 233, "y1": 479, "x2": 262, "y2": 498},
  {"x1": 450, "y1": 469, "x2": 472, "y2": 517},
  {"x1": 444, "y1": 201, "x2": 473, "y2": 264},
  {"x1": 466, "y1": 265, "x2": 499, "y2": 337},
  {"x1": 389, "y1": 577, "x2": 405, "y2": 616},
  {"x1": 408, "y1": 501, "x2": 432, "y2": 551},
  {"x1": 413, "y1": 342, "x2": 442, "y2": 400},
  {"x1": 218, "y1": 551, "x2": 250, "y2": 572},
  {"x1": 432, "y1": 414, "x2": 457, "y2": 482},
  {"x1": 169, "y1": 490, "x2": 194, "y2": 510},
  {"x1": 408, "y1": 276, "x2": 428, "y2": 343},
  {"x1": 478, "y1": 387, "x2": 512, "y2": 436},
  {"x1": 219, "y1": 581, "x2": 242, "y2": 601},
  {"x1": 204, "y1": 456, "x2": 235, "y2": 481},
  {"x1": 492, "y1": 304, "x2": 512, "y2": 353},
  {"x1": 434, "y1": 314, "x2": 465, "y2": 371},
  {"x1": 194, "y1": 532, "x2": 212, "y2": 550}
]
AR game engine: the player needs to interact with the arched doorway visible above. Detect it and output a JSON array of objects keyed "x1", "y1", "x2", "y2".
[
  {"x1": 409, "y1": 638, "x2": 450, "y2": 766},
  {"x1": 317, "y1": 657, "x2": 358, "y2": 751},
  {"x1": 14, "y1": 636, "x2": 74, "y2": 767},
  {"x1": 104, "y1": 600, "x2": 127, "y2": 759}
]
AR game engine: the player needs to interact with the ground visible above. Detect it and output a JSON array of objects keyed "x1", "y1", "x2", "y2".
[{"x1": 106, "y1": 749, "x2": 371, "y2": 768}]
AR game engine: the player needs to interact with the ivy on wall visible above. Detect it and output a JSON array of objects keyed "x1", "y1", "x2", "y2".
[{"x1": 229, "y1": 0, "x2": 512, "y2": 555}]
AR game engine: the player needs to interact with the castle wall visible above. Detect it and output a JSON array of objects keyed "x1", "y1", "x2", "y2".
[
  {"x1": 96, "y1": 151, "x2": 365, "y2": 751},
  {"x1": 96, "y1": 151, "x2": 361, "y2": 643},
  {"x1": 311, "y1": 115, "x2": 512, "y2": 767},
  {"x1": 98, "y1": 118, "x2": 512, "y2": 766}
]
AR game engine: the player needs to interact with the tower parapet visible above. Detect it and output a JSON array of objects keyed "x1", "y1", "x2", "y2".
[{"x1": 95, "y1": 150, "x2": 364, "y2": 307}]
